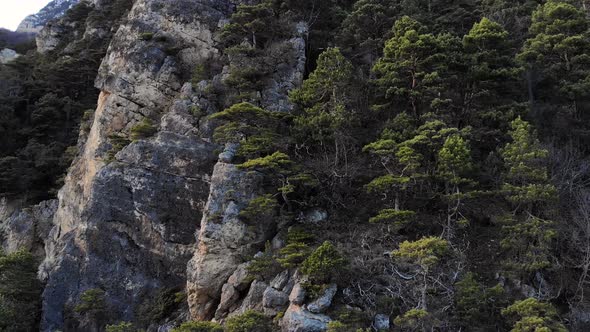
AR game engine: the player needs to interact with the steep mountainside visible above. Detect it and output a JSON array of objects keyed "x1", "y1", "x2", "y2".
[
  {"x1": 1, "y1": 0, "x2": 590, "y2": 331},
  {"x1": 17, "y1": 0, "x2": 80, "y2": 33}
]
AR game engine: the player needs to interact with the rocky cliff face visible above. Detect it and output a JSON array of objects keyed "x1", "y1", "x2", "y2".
[
  {"x1": 1, "y1": 0, "x2": 313, "y2": 330},
  {"x1": 17, "y1": 0, "x2": 80, "y2": 33},
  {"x1": 34, "y1": 0, "x2": 309, "y2": 330},
  {"x1": 39, "y1": 0, "x2": 234, "y2": 329}
]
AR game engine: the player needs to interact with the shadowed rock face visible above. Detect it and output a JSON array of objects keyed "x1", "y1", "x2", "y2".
[{"x1": 39, "y1": 0, "x2": 234, "y2": 330}]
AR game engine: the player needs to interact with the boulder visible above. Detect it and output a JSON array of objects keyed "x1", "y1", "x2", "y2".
[
  {"x1": 298, "y1": 208, "x2": 328, "y2": 224},
  {"x1": 271, "y1": 270, "x2": 291, "y2": 290},
  {"x1": 0, "y1": 199, "x2": 57, "y2": 257},
  {"x1": 373, "y1": 314, "x2": 390, "y2": 331},
  {"x1": 263, "y1": 287, "x2": 289, "y2": 315},
  {"x1": 307, "y1": 284, "x2": 337, "y2": 314},
  {"x1": 289, "y1": 283, "x2": 306, "y2": 305},
  {"x1": 282, "y1": 304, "x2": 331, "y2": 332}
]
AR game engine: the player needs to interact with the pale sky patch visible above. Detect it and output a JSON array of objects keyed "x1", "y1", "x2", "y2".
[{"x1": 0, "y1": 0, "x2": 51, "y2": 31}]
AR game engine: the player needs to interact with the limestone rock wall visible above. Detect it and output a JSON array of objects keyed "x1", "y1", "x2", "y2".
[
  {"x1": 0, "y1": 199, "x2": 57, "y2": 258},
  {"x1": 39, "y1": 0, "x2": 235, "y2": 330},
  {"x1": 24, "y1": 0, "x2": 310, "y2": 329}
]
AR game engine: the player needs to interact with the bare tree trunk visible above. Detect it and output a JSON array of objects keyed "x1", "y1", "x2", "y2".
[{"x1": 421, "y1": 272, "x2": 428, "y2": 310}]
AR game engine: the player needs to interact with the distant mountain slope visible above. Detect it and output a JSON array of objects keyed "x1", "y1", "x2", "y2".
[{"x1": 16, "y1": 0, "x2": 80, "y2": 33}]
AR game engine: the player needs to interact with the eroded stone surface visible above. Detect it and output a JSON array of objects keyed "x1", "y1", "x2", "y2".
[{"x1": 39, "y1": 0, "x2": 231, "y2": 329}]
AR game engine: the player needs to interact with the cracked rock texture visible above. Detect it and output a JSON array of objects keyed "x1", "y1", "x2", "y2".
[
  {"x1": 0, "y1": 199, "x2": 57, "y2": 257},
  {"x1": 39, "y1": 0, "x2": 234, "y2": 330},
  {"x1": 11, "y1": 0, "x2": 313, "y2": 330}
]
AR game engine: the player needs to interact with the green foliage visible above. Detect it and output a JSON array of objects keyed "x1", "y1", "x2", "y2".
[
  {"x1": 0, "y1": 250, "x2": 42, "y2": 332},
  {"x1": 191, "y1": 63, "x2": 209, "y2": 85},
  {"x1": 365, "y1": 175, "x2": 411, "y2": 194},
  {"x1": 501, "y1": 117, "x2": 551, "y2": 188},
  {"x1": 393, "y1": 237, "x2": 449, "y2": 271},
  {"x1": 106, "y1": 134, "x2": 131, "y2": 163},
  {"x1": 139, "y1": 32, "x2": 154, "y2": 41},
  {"x1": 501, "y1": 117, "x2": 557, "y2": 204},
  {"x1": 518, "y1": 0, "x2": 590, "y2": 116},
  {"x1": 239, "y1": 152, "x2": 293, "y2": 172},
  {"x1": 337, "y1": 0, "x2": 397, "y2": 62},
  {"x1": 290, "y1": 47, "x2": 356, "y2": 152},
  {"x1": 278, "y1": 242, "x2": 312, "y2": 268},
  {"x1": 365, "y1": 117, "x2": 468, "y2": 232},
  {"x1": 74, "y1": 288, "x2": 108, "y2": 328},
  {"x1": 437, "y1": 134, "x2": 472, "y2": 180},
  {"x1": 130, "y1": 118, "x2": 157, "y2": 141},
  {"x1": 327, "y1": 321, "x2": 348, "y2": 332},
  {"x1": 437, "y1": 134, "x2": 475, "y2": 232},
  {"x1": 462, "y1": 16, "x2": 523, "y2": 152},
  {"x1": 500, "y1": 117, "x2": 558, "y2": 275},
  {"x1": 138, "y1": 288, "x2": 183, "y2": 325},
  {"x1": 394, "y1": 309, "x2": 435, "y2": 331},
  {"x1": 368, "y1": 209, "x2": 416, "y2": 228},
  {"x1": 500, "y1": 214, "x2": 556, "y2": 274},
  {"x1": 277, "y1": 227, "x2": 314, "y2": 268},
  {"x1": 301, "y1": 241, "x2": 345, "y2": 283},
  {"x1": 502, "y1": 298, "x2": 566, "y2": 332},
  {"x1": 247, "y1": 242, "x2": 280, "y2": 281},
  {"x1": 220, "y1": 0, "x2": 286, "y2": 49},
  {"x1": 106, "y1": 322, "x2": 142, "y2": 332},
  {"x1": 455, "y1": 273, "x2": 506, "y2": 327},
  {"x1": 170, "y1": 321, "x2": 223, "y2": 332},
  {"x1": 225, "y1": 310, "x2": 273, "y2": 332},
  {"x1": 210, "y1": 103, "x2": 290, "y2": 159},
  {"x1": 224, "y1": 66, "x2": 267, "y2": 100},
  {"x1": 373, "y1": 16, "x2": 459, "y2": 116},
  {"x1": 239, "y1": 194, "x2": 278, "y2": 223},
  {"x1": 0, "y1": 0, "x2": 134, "y2": 200}
]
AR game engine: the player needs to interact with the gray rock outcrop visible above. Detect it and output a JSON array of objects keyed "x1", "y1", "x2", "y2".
[
  {"x1": 0, "y1": 199, "x2": 57, "y2": 257},
  {"x1": 39, "y1": 0, "x2": 233, "y2": 329},
  {"x1": 307, "y1": 284, "x2": 337, "y2": 314},
  {"x1": 373, "y1": 314, "x2": 390, "y2": 331},
  {"x1": 282, "y1": 304, "x2": 332, "y2": 332},
  {"x1": 28, "y1": 0, "x2": 309, "y2": 329},
  {"x1": 185, "y1": 161, "x2": 268, "y2": 320},
  {"x1": 17, "y1": 0, "x2": 80, "y2": 34},
  {"x1": 0, "y1": 48, "x2": 20, "y2": 64}
]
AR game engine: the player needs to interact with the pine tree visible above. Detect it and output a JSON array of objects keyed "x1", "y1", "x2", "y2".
[
  {"x1": 454, "y1": 273, "x2": 505, "y2": 328},
  {"x1": 398, "y1": 0, "x2": 481, "y2": 35},
  {"x1": 480, "y1": 0, "x2": 540, "y2": 42},
  {"x1": 338, "y1": 0, "x2": 397, "y2": 64},
  {"x1": 502, "y1": 298, "x2": 566, "y2": 332},
  {"x1": 518, "y1": 0, "x2": 590, "y2": 119},
  {"x1": 364, "y1": 115, "x2": 468, "y2": 231},
  {"x1": 0, "y1": 250, "x2": 42, "y2": 332},
  {"x1": 393, "y1": 236, "x2": 449, "y2": 309},
  {"x1": 209, "y1": 102, "x2": 291, "y2": 160},
  {"x1": 501, "y1": 117, "x2": 557, "y2": 207},
  {"x1": 462, "y1": 17, "x2": 523, "y2": 152},
  {"x1": 373, "y1": 16, "x2": 460, "y2": 117},
  {"x1": 500, "y1": 117, "x2": 558, "y2": 275},
  {"x1": 363, "y1": 113, "x2": 419, "y2": 229},
  {"x1": 437, "y1": 134, "x2": 474, "y2": 234},
  {"x1": 220, "y1": 0, "x2": 285, "y2": 49},
  {"x1": 290, "y1": 47, "x2": 357, "y2": 166}
]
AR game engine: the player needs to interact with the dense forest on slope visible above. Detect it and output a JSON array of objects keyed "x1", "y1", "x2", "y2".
[
  {"x1": 0, "y1": 0, "x2": 133, "y2": 201},
  {"x1": 190, "y1": 0, "x2": 590, "y2": 330},
  {"x1": 2, "y1": 0, "x2": 590, "y2": 331},
  {"x1": 0, "y1": 29, "x2": 36, "y2": 54}
]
